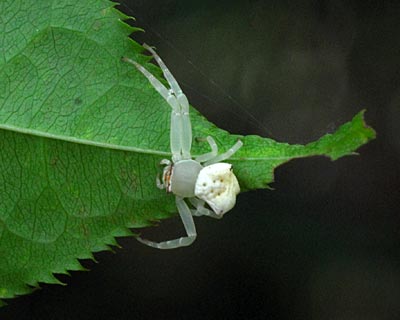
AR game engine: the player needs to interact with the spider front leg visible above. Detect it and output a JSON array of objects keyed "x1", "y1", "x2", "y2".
[
  {"x1": 123, "y1": 56, "x2": 183, "y2": 161},
  {"x1": 143, "y1": 44, "x2": 192, "y2": 160},
  {"x1": 136, "y1": 196, "x2": 197, "y2": 249}
]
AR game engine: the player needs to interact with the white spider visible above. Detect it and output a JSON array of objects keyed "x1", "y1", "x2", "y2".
[{"x1": 123, "y1": 44, "x2": 242, "y2": 249}]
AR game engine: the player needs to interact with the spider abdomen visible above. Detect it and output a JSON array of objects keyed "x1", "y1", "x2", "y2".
[
  {"x1": 194, "y1": 163, "x2": 240, "y2": 215},
  {"x1": 170, "y1": 160, "x2": 203, "y2": 198}
]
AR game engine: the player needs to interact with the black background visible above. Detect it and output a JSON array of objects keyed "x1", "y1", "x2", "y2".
[{"x1": 2, "y1": 1, "x2": 400, "y2": 319}]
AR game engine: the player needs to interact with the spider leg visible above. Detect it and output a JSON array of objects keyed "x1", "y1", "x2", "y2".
[
  {"x1": 156, "y1": 174, "x2": 164, "y2": 189},
  {"x1": 195, "y1": 136, "x2": 219, "y2": 163},
  {"x1": 204, "y1": 140, "x2": 243, "y2": 166},
  {"x1": 122, "y1": 57, "x2": 170, "y2": 101},
  {"x1": 178, "y1": 94, "x2": 192, "y2": 160},
  {"x1": 143, "y1": 44, "x2": 192, "y2": 160},
  {"x1": 189, "y1": 197, "x2": 223, "y2": 219},
  {"x1": 189, "y1": 198, "x2": 223, "y2": 219},
  {"x1": 123, "y1": 57, "x2": 183, "y2": 162},
  {"x1": 136, "y1": 196, "x2": 197, "y2": 249},
  {"x1": 160, "y1": 159, "x2": 172, "y2": 166},
  {"x1": 142, "y1": 44, "x2": 183, "y2": 98}
]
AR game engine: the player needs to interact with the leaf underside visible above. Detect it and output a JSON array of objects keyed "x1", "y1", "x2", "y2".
[{"x1": 0, "y1": 0, "x2": 375, "y2": 304}]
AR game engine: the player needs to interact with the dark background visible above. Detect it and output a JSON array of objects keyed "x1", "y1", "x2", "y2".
[{"x1": 2, "y1": 0, "x2": 400, "y2": 319}]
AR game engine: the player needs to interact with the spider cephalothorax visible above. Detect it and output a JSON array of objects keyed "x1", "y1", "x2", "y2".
[{"x1": 124, "y1": 44, "x2": 242, "y2": 249}]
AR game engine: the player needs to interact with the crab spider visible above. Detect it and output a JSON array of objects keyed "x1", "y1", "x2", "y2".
[{"x1": 123, "y1": 44, "x2": 243, "y2": 249}]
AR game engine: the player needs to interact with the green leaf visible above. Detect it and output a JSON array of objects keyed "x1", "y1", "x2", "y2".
[{"x1": 0, "y1": 0, "x2": 375, "y2": 304}]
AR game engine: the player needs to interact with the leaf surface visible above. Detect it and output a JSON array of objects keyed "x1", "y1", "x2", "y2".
[{"x1": 0, "y1": 0, "x2": 375, "y2": 303}]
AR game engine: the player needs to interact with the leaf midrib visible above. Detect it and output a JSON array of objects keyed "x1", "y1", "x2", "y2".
[{"x1": 0, "y1": 122, "x2": 311, "y2": 162}]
